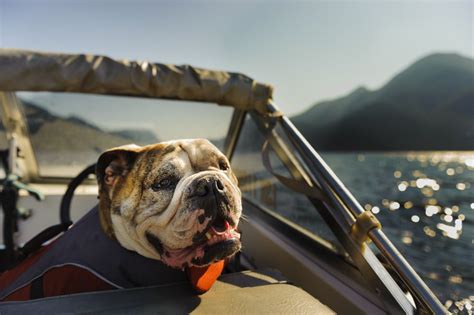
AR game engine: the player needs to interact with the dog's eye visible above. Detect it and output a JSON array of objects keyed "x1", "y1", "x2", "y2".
[
  {"x1": 219, "y1": 160, "x2": 229, "y2": 171},
  {"x1": 151, "y1": 178, "x2": 173, "y2": 191}
]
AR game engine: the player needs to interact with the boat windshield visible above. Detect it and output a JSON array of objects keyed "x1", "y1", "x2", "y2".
[
  {"x1": 16, "y1": 92, "x2": 233, "y2": 178},
  {"x1": 232, "y1": 116, "x2": 344, "y2": 252}
]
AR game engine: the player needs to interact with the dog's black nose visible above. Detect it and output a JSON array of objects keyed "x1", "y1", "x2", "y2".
[{"x1": 192, "y1": 177, "x2": 225, "y2": 198}]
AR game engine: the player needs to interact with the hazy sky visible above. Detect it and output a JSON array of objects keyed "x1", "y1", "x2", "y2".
[{"x1": 0, "y1": 0, "x2": 472, "y2": 117}]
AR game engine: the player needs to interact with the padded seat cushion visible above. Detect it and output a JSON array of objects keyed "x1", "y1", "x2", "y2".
[{"x1": 0, "y1": 269, "x2": 334, "y2": 314}]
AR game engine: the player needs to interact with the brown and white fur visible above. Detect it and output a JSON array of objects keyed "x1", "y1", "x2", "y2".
[{"x1": 96, "y1": 139, "x2": 242, "y2": 269}]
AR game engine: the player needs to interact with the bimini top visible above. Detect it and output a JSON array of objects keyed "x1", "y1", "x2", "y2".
[{"x1": 0, "y1": 49, "x2": 273, "y2": 114}]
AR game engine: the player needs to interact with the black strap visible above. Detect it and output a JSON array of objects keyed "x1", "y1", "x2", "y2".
[
  {"x1": 261, "y1": 122, "x2": 328, "y2": 203},
  {"x1": 19, "y1": 223, "x2": 71, "y2": 260},
  {"x1": 60, "y1": 163, "x2": 97, "y2": 225},
  {"x1": 29, "y1": 276, "x2": 44, "y2": 299}
]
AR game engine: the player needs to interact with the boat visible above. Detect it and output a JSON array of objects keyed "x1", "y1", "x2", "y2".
[{"x1": 0, "y1": 49, "x2": 448, "y2": 314}]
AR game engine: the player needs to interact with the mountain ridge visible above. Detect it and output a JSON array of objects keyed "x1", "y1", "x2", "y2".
[
  {"x1": 19, "y1": 100, "x2": 161, "y2": 166},
  {"x1": 291, "y1": 52, "x2": 474, "y2": 151}
]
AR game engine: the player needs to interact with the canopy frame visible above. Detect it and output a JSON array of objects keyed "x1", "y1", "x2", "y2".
[{"x1": 0, "y1": 49, "x2": 273, "y2": 114}]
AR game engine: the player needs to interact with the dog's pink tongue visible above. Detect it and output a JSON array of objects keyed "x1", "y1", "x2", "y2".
[{"x1": 162, "y1": 246, "x2": 205, "y2": 269}]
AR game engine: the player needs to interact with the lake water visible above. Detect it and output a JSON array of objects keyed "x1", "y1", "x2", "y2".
[
  {"x1": 234, "y1": 151, "x2": 473, "y2": 314},
  {"x1": 322, "y1": 152, "x2": 473, "y2": 314}
]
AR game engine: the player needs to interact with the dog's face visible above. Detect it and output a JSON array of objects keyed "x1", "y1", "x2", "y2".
[{"x1": 96, "y1": 139, "x2": 242, "y2": 269}]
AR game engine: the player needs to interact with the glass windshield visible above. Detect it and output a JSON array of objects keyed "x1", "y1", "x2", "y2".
[
  {"x1": 17, "y1": 92, "x2": 233, "y2": 178},
  {"x1": 231, "y1": 116, "x2": 344, "y2": 252}
]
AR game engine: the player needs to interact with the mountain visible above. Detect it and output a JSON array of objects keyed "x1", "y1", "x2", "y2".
[
  {"x1": 291, "y1": 53, "x2": 474, "y2": 151},
  {"x1": 19, "y1": 100, "x2": 161, "y2": 167},
  {"x1": 111, "y1": 129, "x2": 159, "y2": 145}
]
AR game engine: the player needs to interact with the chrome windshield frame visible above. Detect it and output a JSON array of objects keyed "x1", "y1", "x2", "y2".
[
  {"x1": 242, "y1": 110, "x2": 415, "y2": 314},
  {"x1": 240, "y1": 103, "x2": 447, "y2": 314}
]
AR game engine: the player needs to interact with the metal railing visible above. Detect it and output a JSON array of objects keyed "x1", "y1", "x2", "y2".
[{"x1": 264, "y1": 103, "x2": 447, "y2": 314}]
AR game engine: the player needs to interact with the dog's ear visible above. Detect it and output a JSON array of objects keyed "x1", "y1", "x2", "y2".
[
  {"x1": 96, "y1": 144, "x2": 142, "y2": 238},
  {"x1": 96, "y1": 144, "x2": 141, "y2": 189}
]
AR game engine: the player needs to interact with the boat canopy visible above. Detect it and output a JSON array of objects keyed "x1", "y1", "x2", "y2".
[{"x1": 0, "y1": 49, "x2": 273, "y2": 113}]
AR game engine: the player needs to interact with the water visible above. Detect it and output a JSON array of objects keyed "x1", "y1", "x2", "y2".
[
  {"x1": 322, "y1": 152, "x2": 474, "y2": 314},
  {"x1": 234, "y1": 151, "x2": 473, "y2": 313}
]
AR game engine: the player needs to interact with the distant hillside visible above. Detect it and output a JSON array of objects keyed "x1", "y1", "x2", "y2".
[
  {"x1": 20, "y1": 100, "x2": 159, "y2": 166},
  {"x1": 111, "y1": 129, "x2": 159, "y2": 145},
  {"x1": 291, "y1": 53, "x2": 474, "y2": 151}
]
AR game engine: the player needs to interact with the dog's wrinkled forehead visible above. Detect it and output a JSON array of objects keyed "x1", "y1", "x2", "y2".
[
  {"x1": 140, "y1": 139, "x2": 230, "y2": 174},
  {"x1": 178, "y1": 139, "x2": 228, "y2": 171}
]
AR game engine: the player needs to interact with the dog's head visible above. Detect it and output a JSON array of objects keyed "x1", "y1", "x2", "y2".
[{"x1": 96, "y1": 139, "x2": 242, "y2": 269}]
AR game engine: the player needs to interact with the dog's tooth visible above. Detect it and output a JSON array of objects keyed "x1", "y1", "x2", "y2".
[{"x1": 206, "y1": 232, "x2": 212, "y2": 240}]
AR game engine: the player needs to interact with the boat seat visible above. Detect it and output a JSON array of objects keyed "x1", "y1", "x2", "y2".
[{"x1": 0, "y1": 269, "x2": 335, "y2": 314}]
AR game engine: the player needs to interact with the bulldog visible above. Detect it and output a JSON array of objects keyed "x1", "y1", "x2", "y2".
[{"x1": 95, "y1": 139, "x2": 243, "y2": 269}]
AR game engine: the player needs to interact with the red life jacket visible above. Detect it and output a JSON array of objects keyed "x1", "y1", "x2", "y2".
[{"x1": 0, "y1": 207, "x2": 223, "y2": 301}]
